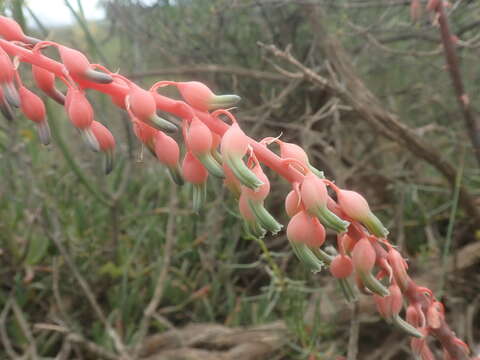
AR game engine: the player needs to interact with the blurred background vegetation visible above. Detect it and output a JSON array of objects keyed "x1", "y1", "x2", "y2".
[{"x1": 0, "y1": 0, "x2": 479, "y2": 359}]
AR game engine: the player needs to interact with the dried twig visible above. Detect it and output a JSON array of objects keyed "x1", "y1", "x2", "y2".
[{"x1": 133, "y1": 184, "x2": 178, "y2": 357}]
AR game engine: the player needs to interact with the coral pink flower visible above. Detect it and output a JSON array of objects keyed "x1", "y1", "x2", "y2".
[
  {"x1": 300, "y1": 172, "x2": 349, "y2": 232},
  {"x1": 240, "y1": 162, "x2": 282, "y2": 235},
  {"x1": 329, "y1": 254, "x2": 353, "y2": 279},
  {"x1": 351, "y1": 238, "x2": 389, "y2": 296},
  {"x1": 19, "y1": 86, "x2": 50, "y2": 145},
  {"x1": 186, "y1": 118, "x2": 223, "y2": 177},
  {"x1": 154, "y1": 131, "x2": 183, "y2": 185},
  {"x1": 90, "y1": 120, "x2": 115, "y2": 174},
  {"x1": 176, "y1": 81, "x2": 240, "y2": 112},
  {"x1": 65, "y1": 87, "x2": 99, "y2": 151},
  {"x1": 182, "y1": 151, "x2": 209, "y2": 212},
  {"x1": 221, "y1": 123, "x2": 262, "y2": 190},
  {"x1": 0, "y1": 16, "x2": 33, "y2": 43},
  {"x1": 352, "y1": 238, "x2": 376, "y2": 273},
  {"x1": 32, "y1": 65, "x2": 64, "y2": 104},
  {"x1": 133, "y1": 120, "x2": 157, "y2": 153},
  {"x1": 223, "y1": 163, "x2": 241, "y2": 197},
  {"x1": 285, "y1": 189, "x2": 301, "y2": 217},
  {"x1": 387, "y1": 248, "x2": 410, "y2": 291},
  {"x1": 286, "y1": 210, "x2": 325, "y2": 248},
  {"x1": 278, "y1": 140, "x2": 324, "y2": 177},
  {"x1": 128, "y1": 85, "x2": 177, "y2": 133},
  {"x1": 58, "y1": 46, "x2": 112, "y2": 84},
  {"x1": 66, "y1": 88, "x2": 94, "y2": 129},
  {"x1": 238, "y1": 192, "x2": 265, "y2": 238},
  {"x1": 374, "y1": 284, "x2": 402, "y2": 319},
  {"x1": 0, "y1": 46, "x2": 19, "y2": 107},
  {"x1": 337, "y1": 189, "x2": 388, "y2": 238}
]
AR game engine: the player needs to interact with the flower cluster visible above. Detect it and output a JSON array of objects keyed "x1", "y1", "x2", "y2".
[{"x1": 0, "y1": 16, "x2": 474, "y2": 360}]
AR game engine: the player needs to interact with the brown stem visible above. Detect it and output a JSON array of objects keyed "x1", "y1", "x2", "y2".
[{"x1": 437, "y1": 2, "x2": 480, "y2": 166}]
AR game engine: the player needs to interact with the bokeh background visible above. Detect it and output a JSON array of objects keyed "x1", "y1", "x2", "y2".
[{"x1": 0, "y1": 0, "x2": 479, "y2": 359}]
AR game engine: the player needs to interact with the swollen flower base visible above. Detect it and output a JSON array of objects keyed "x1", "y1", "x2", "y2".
[{"x1": 0, "y1": 15, "x2": 474, "y2": 360}]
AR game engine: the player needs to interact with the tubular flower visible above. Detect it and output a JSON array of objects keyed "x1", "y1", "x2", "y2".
[
  {"x1": 387, "y1": 248, "x2": 411, "y2": 291},
  {"x1": 278, "y1": 140, "x2": 324, "y2": 177},
  {"x1": 300, "y1": 172, "x2": 349, "y2": 233},
  {"x1": 0, "y1": 86, "x2": 14, "y2": 121},
  {"x1": 329, "y1": 254, "x2": 353, "y2": 279},
  {"x1": 90, "y1": 121, "x2": 115, "y2": 174},
  {"x1": 182, "y1": 151, "x2": 208, "y2": 212},
  {"x1": 241, "y1": 162, "x2": 282, "y2": 235},
  {"x1": 0, "y1": 46, "x2": 19, "y2": 107},
  {"x1": 220, "y1": 122, "x2": 262, "y2": 190},
  {"x1": 18, "y1": 86, "x2": 50, "y2": 145},
  {"x1": 337, "y1": 189, "x2": 389, "y2": 238},
  {"x1": 285, "y1": 189, "x2": 301, "y2": 217},
  {"x1": 32, "y1": 65, "x2": 65, "y2": 104},
  {"x1": 128, "y1": 85, "x2": 177, "y2": 133},
  {"x1": 154, "y1": 131, "x2": 183, "y2": 185},
  {"x1": 223, "y1": 163, "x2": 241, "y2": 198},
  {"x1": 0, "y1": 16, "x2": 37, "y2": 43},
  {"x1": 351, "y1": 238, "x2": 389, "y2": 296},
  {"x1": 58, "y1": 46, "x2": 112, "y2": 84},
  {"x1": 175, "y1": 81, "x2": 240, "y2": 112},
  {"x1": 186, "y1": 117, "x2": 223, "y2": 177},
  {"x1": 133, "y1": 120, "x2": 157, "y2": 154},
  {"x1": 238, "y1": 193, "x2": 266, "y2": 238},
  {"x1": 65, "y1": 87, "x2": 99, "y2": 151},
  {"x1": 286, "y1": 210, "x2": 326, "y2": 272}
]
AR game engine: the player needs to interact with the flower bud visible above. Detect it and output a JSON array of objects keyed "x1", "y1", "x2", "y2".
[
  {"x1": 374, "y1": 284, "x2": 403, "y2": 319},
  {"x1": 352, "y1": 238, "x2": 376, "y2": 273},
  {"x1": 387, "y1": 248, "x2": 410, "y2": 291},
  {"x1": 221, "y1": 123, "x2": 263, "y2": 190},
  {"x1": 66, "y1": 88, "x2": 93, "y2": 129},
  {"x1": 187, "y1": 118, "x2": 223, "y2": 178},
  {"x1": 337, "y1": 189, "x2": 388, "y2": 238},
  {"x1": 128, "y1": 86, "x2": 177, "y2": 133},
  {"x1": 287, "y1": 210, "x2": 326, "y2": 248},
  {"x1": 0, "y1": 86, "x2": 14, "y2": 121},
  {"x1": 32, "y1": 65, "x2": 65, "y2": 105},
  {"x1": 241, "y1": 164, "x2": 282, "y2": 235},
  {"x1": 285, "y1": 190, "x2": 301, "y2": 217},
  {"x1": 0, "y1": 16, "x2": 26, "y2": 41},
  {"x1": 90, "y1": 121, "x2": 115, "y2": 174},
  {"x1": 330, "y1": 255, "x2": 353, "y2": 279},
  {"x1": 154, "y1": 131, "x2": 183, "y2": 185},
  {"x1": 133, "y1": 120, "x2": 157, "y2": 153},
  {"x1": 300, "y1": 173, "x2": 349, "y2": 233},
  {"x1": 65, "y1": 88, "x2": 99, "y2": 151},
  {"x1": 176, "y1": 81, "x2": 240, "y2": 111},
  {"x1": 426, "y1": 301, "x2": 444, "y2": 329},
  {"x1": 182, "y1": 151, "x2": 208, "y2": 212},
  {"x1": 19, "y1": 86, "x2": 50, "y2": 145},
  {"x1": 0, "y1": 47, "x2": 20, "y2": 107},
  {"x1": 239, "y1": 193, "x2": 266, "y2": 238},
  {"x1": 352, "y1": 238, "x2": 389, "y2": 297},
  {"x1": 58, "y1": 46, "x2": 112, "y2": 84},
  {"x1": 279, "y1": 140, "x2": 324, "y2": 177}
]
